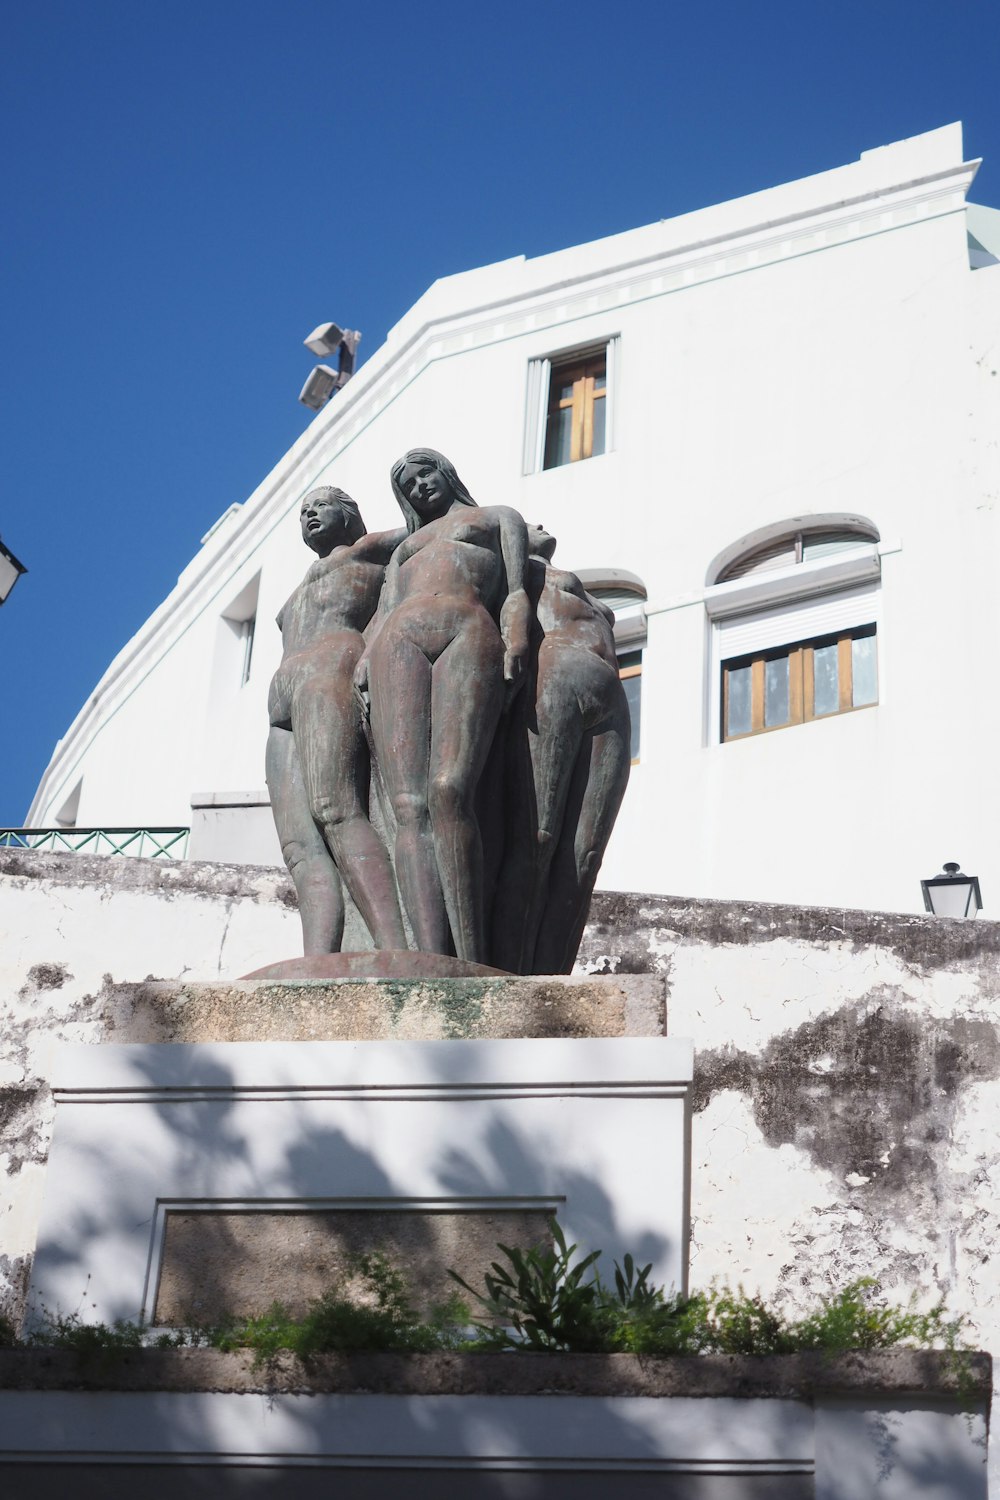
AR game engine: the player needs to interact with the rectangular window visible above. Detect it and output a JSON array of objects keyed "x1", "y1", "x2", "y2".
[
  {"x1": 544, "y1": 352, "x2": 607, "y2": 468},
  {"x1": 523, "y1": 338, "x2": 618, "y2": 474},
  {"x1": 722, "y1": 625, "x2": 876, "y2": 741},
  {"x1": 619, "y1": 649, "x2": 642, "y2": 763}
]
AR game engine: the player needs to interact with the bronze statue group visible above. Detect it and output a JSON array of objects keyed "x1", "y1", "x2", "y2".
[{"x1": 266, "y1": 449, "x2": 630, "y2": 975}]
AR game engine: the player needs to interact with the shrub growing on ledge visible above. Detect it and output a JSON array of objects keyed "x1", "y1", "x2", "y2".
[{"x1": 11, "y1": 1223, "x2": 967, "y2": 1362}]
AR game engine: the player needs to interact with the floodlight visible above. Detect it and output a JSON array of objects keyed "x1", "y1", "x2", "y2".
[
  {"x1": 298, "y1": 365, "x2": 340, "y2": 412},
  {"x1": 304, "y1": 322, "x2": 345, "y2": 357},
  {"x1": 0, "y1": 537, "x2": 27, "y2": 605}
]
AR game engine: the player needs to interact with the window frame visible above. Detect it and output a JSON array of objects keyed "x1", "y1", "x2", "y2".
[
  {"x1": 544, "y1": 352, "x2": 607, "y2": 468},
  {"x1": 523, "y1": 336, "x2": 620, "y2": 475},
  {"x1": 721, "y1": 624, "x2": 877, "y2": 742}
]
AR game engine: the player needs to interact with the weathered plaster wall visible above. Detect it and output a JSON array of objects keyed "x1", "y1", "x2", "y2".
[
  {"x1": 577, "y1": 892, "x2": 1000, "y2": 1357},
  {"x1": 3, "y1": 851, "x2": 1000, "y2": 1401}
]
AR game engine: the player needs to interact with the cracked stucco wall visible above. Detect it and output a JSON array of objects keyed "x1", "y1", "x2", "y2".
[
  {"x1": 576, "y1": 892, "x2": 1000, "y2": 1391},
  {"x1": 3, "y1": 853, "x2": 1000, "y2": 1397}
]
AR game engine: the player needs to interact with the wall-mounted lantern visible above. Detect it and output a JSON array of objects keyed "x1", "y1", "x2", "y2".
[{"x1": 921, "y1": 862, "x2": 983, "y2": 918}]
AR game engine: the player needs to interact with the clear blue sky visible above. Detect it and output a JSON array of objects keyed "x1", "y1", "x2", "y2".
[{"x1": 3, "y1": 0, "x2": 999, "y2": 825}]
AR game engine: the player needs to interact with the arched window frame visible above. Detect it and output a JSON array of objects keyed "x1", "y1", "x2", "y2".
[{"x1": 703, "y1": 517, "x2": 885, "y2": 744}]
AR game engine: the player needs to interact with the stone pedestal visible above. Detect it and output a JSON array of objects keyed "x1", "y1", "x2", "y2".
[{"x1": 28, "y1": 975, "x2": 690, "y2": 1328}]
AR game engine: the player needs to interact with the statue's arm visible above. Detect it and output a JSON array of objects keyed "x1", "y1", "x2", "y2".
[
  {"x1": 353, "y1": 546, "x2": 405, "y2": 713},
  {"x1": 495, "y1": 507, "x2": 532, "y2": 704},
  {"x1": 361, "y1": 526, "x2": 408, "y2": 565}
]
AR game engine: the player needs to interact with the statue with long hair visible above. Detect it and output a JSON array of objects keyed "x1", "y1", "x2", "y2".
[{"x1": 354, "y1": 449, "x2": 531, "y2": 964}]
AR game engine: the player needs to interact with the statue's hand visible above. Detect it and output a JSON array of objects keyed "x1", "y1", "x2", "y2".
[
  {"x1": 500, "y1": 588, "x2": 531, "y2": 708},
  {"x1": 353, "y1": 656, "x2": 371, "y2": 717},
  {"x1": 503, "y1": 645, "x2": 527, "y2": 708}
]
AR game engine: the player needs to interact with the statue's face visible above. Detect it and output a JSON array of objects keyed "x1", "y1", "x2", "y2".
[
  {"x1": 528, "y1": 523, "x2": 557, "y2": 560},
  {"x1": 397, "y1": 459, "x2": 452, "y2": 519},
  {"x1": 300, "y1": 491, "x2": 351, "y2": 552}
]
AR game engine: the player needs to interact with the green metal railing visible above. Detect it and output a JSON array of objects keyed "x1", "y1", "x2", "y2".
[{"x1": 0, "y1": 827, "x2": 190, "y2": 859}]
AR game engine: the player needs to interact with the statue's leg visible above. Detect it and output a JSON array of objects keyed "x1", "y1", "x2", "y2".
[
  {"x1": 265, "y1": 725, "x2": 344, "y2": 955},
  {"x1": 533, "y1": 715, "x2": 630, "y2": 974},
  {"x1": 427, "y1": 619, "x2": 504, "y2": 964},
  {"x1": 369, "y1": 632, "x2": 449, "y2": 955},
  {"x1": 490, "y1": 699, "x2": 541, "y2": 973},
  {"x1": 511, "y1": 670, "x2": 584, "y2": 972},
  {"x1": 294, "y1": 657, "x2": 407, "y2": 951}
]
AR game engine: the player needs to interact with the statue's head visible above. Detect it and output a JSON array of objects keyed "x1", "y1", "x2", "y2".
[
  {"x1": 300, "y1": 486, "x2": 366, "y2": 554},
  {"x1": 390, "y1": 448, "x2": 477, "y2": 534},
  {"x1": 527, "y1": 523, "x2": 557, "y2": 562}
]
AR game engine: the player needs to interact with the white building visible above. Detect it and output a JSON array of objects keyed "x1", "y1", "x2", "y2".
[{"x1": 25, "y1": 122, "x2": 1000, "y2": 915}]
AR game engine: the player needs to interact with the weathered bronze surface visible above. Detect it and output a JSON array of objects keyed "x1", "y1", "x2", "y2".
[
  {"x1": 268, "y1": 455, "x2": 630, "y2": 974},
  {"x1": 266, "y1": 488, "x2": 407, "y2": 954}
]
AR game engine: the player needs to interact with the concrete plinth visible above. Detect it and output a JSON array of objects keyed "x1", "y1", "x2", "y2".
[{"x1": 102, "y1": 972, "x2": 667, "y2": 1044}]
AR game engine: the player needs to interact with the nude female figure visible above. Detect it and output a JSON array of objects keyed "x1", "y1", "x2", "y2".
[
  {"x1": 266, "y1": 487, "x2": 408, "y2": 954},
  {"x1": 354, "y1": 449, "x2": 531, "y2": 964},
  {"x1": 491, "y1": 525, "x2": 631, "y2": 974}
]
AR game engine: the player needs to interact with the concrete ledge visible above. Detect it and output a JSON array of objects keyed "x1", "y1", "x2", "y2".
[
  {"x1": 0, "y1": 1348, "x2": 988, "y2": 1398},
  {"x1": 102, "y1": 974, "x2": 667, "y2": 1043}
]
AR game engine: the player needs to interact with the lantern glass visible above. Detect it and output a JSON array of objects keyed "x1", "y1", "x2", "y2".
[{"x1": 921, "y1": 865, "x2": 982, "y2": 919}]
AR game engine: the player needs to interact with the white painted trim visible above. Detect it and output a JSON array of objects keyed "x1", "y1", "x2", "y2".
[{"x1": 704, "y1": 546, "x2": 881, "y2": 620}]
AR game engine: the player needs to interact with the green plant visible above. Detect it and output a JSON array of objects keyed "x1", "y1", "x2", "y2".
[
  {"x1": 449, "y1": 1218, "x2": 609, "y2": 1350},
  {"x1": 789, "y1": 1277, "x2": 965, "y2": 1355},
  {"x1": 213, "y1": 1252, "x2": 472, "y2": 1365},
  {"x1": 448, "y1": 1220, "x2": 970, "y2": 1361},
  {"x1": 8, "y1": 1239, "x2": 971, "y2": 1370}
]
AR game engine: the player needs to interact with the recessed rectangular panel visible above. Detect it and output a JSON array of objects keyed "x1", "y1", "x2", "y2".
[{"x1": 154, "y1": 1207, "x2": 551, "y2": 1324}]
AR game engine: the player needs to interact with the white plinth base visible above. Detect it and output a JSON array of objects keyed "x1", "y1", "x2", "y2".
[{"x1": 29, "y1": 1036, "x2": 693, "y2": 1325}]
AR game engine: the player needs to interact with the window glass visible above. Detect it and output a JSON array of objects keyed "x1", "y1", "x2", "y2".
[
  {"x1": 622, "y1": 672, "x2": 641, "y2": 760},
  {"x1": 544, "y1": 406, "x2": 573, "y2": 468},
  {"x1": 592, "y1": 394, "x2": 606, "y2": 457},
  {"x1": 764, "y1": 655, "x2": 789, "y2": 727},
  {"x1": 852, "y1": 632, "x2": 878, "y2": 706},
  {"x1": 812, "y1": 640, "x2": 839, "y2": 717},
  {"x1": 727, "y1": 663, "x2": 752, "y2": 737},
  {"x1": 618, "y1": 648, "x2": 642, "y2": 761}
]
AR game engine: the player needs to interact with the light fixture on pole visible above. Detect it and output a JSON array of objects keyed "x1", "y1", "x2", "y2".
[
  {"x1": 0, "y1": 537, "x2": 27, "y2": 605},
  {"x1": 920, "y1": 862, "x2": 983, "y2": 918},
  {"x1": 298, "y1": 323, "x2": 362, "y2": 411}
]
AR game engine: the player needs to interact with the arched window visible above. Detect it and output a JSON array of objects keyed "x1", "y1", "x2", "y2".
[
  {"x1": 704, "y1": 518, "x2": 881, "y2": 742},
  {"x1": 576, "y1": 570, "x2": 646, "y2": 763}
]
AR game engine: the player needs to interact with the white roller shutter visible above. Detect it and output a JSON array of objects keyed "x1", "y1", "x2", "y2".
[{"x1": 716, "y1": 581, "x2": 879, "y2": 661}]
